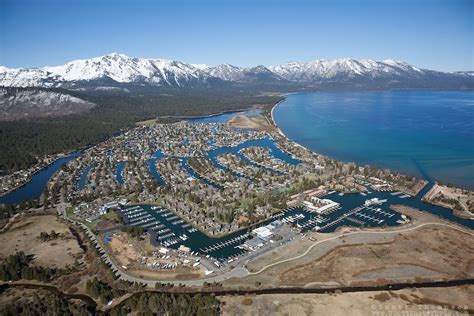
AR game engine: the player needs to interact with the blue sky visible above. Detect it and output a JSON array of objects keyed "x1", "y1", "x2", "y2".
[{"x1": 1, "y1": 0, "x2": 472, "y2": 71}]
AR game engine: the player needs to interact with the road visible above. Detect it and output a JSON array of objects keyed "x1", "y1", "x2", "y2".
[
  {"x1": 249, "y1": 221, "x2": 474, "y2": 275},
  {"x1": 102, "y1": 221, "x2": 473, "y2": 287},
  {"x1": 56, "y1": 200, "x2": 473, "y2": 287}
]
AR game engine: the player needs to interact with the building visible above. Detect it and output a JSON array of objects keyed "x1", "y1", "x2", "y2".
[
  {"x1": 303, "y1": 200, "x2": 319, "y2": 212},
  {"x1": 304, "y1": 197, "x2": 340, "y2": 214},
  {"x1": 251, "y1": 226, "x2": 274, "y2": 240},
  {"x1": 243, "y1": 237, "x2": 265, "y2": 251},
  {"x1": 315, "y1": 201, "x2": 340, "y2": 214},
  {"x1": 103, "y1": 201, "x2": 120, "y2": 209},
  {"x1": 178, "y1": 245, "x2": 191, "y2": 253}
]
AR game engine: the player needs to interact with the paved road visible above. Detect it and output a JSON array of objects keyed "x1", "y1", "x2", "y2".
[{"x1": 58, "y1": 205, "x2": 473, "y2": 287}]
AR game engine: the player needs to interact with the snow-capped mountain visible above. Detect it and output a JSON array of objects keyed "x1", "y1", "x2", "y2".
[
  {"x1": 267, "y1": 58, "x2": 436, "y2": 83},
  {"x1": 201, "y1": 64, "x2": 283, "y2": 83},
  {"x1": 0, "y1": 53, "x2": 214, "y2": 88},
  {"x1": 203, "y1": 64, "x2": 245, "y2": 81},
  {"x1": 0, "y1": 53, "x2": 472, "y2": 90}
]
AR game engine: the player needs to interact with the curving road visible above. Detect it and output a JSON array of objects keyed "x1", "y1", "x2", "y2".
[
  {"x1": 107, "y1": 221, "x2": 473, "y2": 286},
  {"x1": 248, "y1": 221, "x2": 474, "y2": 276}
]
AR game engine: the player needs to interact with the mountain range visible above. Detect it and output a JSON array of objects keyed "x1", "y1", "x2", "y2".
[{"x1": 1, "y1": 53, "x2": 472, "y2": 92}]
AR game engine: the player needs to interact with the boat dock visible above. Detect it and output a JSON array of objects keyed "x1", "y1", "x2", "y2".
[
  {"x1": 165, "y1": 215, "x2": 179, "y2": 221},
  {"x1": 298, "y1": 216, "x2": 329, "y2": 231},
  {"x1": 142, "y1": 220, "x2": 162, "y2": 228},
  {"x1": 346, "y1": 217, "x2": 365, "y2": 225},
  {"x1": 318, "y1": 206, "x2": 364, "y2": 231},
  {"x1": 158, "y1": 232, "x2": 175, "y2": 240},
  {"x1": 147, "y1": 223, "x2": 166, "y2": 231},
  {"x1": 365, "y1": 206, "x2": 394, "y2": 218},
  {"x1": 154, "y1": 228, "x2": 171, "y2": 235},
  {"x1": 354, "y1": 211, "x2": 384, "y2": 224},
  {"x1": 200, "y1": 234, "x2": 249, "y2": 253}
]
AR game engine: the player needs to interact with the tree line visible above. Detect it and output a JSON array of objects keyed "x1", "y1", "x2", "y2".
[
  {"x1": 86, "y1": 277, "x2": 124, "y2": 305},
  {"x1": 108, "y1": 291, "x2": 220, "y2": 316},
  {"x1": 0, "y1": 90, "x2": 281, "y2": 174},
  {"x1": 0, "y1": 291, "x2": 92, "y2": 316},
  {"x1": 0, "y1": 252, "x2": 64, "y2": 282}
]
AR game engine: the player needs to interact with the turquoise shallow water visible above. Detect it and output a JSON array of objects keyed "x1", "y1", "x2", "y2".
[{"x1": 274, "y1": 90, "x2": 474, "y2": 189}]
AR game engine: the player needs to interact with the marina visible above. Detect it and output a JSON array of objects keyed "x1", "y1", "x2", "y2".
[{"x1": 116, "y1": 194, "x2": 408, "y2": 261}]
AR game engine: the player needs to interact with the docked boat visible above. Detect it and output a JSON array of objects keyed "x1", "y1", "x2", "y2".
[{"x1": 364, "y1": 198, "x2": 387, "y2": 207}]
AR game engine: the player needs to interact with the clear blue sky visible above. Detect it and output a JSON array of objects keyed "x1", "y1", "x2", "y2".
[{"x1": 1, "y1": 0, "x2": 472, "y2": 71}]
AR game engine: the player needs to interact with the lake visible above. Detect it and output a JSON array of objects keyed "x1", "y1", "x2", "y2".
[{"x1": 273, "y1": 90, "x2": 474, "y2": 189}]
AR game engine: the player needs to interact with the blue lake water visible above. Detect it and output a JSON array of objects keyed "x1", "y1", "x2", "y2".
[
  {"x1": 207, "y1": 137, "x2": 300, "y2": 176},
  {"x1": 115, "y1": 161, "x2": 126, "y2": 185},
  {"x1": 148, "y1": 150, "x2": 166, "y2": 185},
  {"x1": 77, "y1": 164, "x2": 93, "y2": 190},
  {"x1": 274, "y1": 91, "x2": 474, "y2": 189},
  {"x1": 0, "y1": 151, "x2": 80, "y2": 205}
]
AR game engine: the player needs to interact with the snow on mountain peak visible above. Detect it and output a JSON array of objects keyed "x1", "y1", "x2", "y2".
[
  {"x1": 0, "y1": 54, "x2": 459, "y2": 88},
  {"x1": 0, "y1": 53, "x2": 214, "y2": 87},
  {"x1": 268, "y1": 58, "x2": 428, "y2": 81}
]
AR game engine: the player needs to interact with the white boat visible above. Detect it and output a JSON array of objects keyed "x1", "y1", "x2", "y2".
[{"x1": 364, "y1": 198, "x2": 387, "y2": 207}]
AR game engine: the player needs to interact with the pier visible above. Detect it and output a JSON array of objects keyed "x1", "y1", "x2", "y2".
[{"x1": 200, "y1": 234, "x2": 250, "y2": 253}]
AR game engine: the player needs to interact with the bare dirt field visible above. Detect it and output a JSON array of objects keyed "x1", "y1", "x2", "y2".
[
  {"x1": 278, "y1": 225, "x2": 473, "y2": 287},
  {"x1": 104, "y1": 232, "x2": 206, "y2": 281},
  {"x1": 227, "y1": 114, "x2": 276, "y2": 132},
  {"x1": 219, "y1": 285, "x2": 474, "y2": 316},
  {"x1": 0, "y1": 214, "x2": 84, "y2": 269}
]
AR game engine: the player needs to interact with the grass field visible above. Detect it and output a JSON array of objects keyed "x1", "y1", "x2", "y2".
[
  {"x1": 224, "y1": 207, "x2": 474, "y2": 288},
  {"x1": 0, "y1": 214, "x2": 84, "y2": 269},
  {"x1": 219, "y1": 285, "x2": 474, "y2": 316}
]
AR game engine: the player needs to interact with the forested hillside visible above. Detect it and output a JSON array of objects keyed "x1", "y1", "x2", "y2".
[{"x1": 0, "y1": 92, "x2": 281, "y2": 173}]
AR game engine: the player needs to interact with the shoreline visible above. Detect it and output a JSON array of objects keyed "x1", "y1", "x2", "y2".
[
  {"x1": 269, "y1": 99, "x2": 286, "y2": 138},
  {"x1": 268, "y1": 95, "x2": 473, "y2": 192},
  {"x1": 422, "y1": 183, "x2": 474, "y2": 220},
  {"x1": 0, "y1": 150, "x2": 81, "y2": 202}
]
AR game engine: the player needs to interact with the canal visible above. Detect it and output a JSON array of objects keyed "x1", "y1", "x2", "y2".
[
  {"x1": 0, "y1": 151, "x2": 80, "y2": 205},
  {"x1": 115, "y1": 161, "x2": 126, "y2": 185}
]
